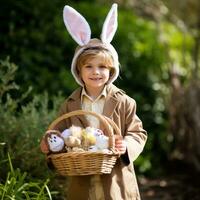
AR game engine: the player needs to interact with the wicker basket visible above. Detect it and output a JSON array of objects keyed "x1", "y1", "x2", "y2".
[{"x1": 47, "y1": 110, "x2": 121, "y2": 176}]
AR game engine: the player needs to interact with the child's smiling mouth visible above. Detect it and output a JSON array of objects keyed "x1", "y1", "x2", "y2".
[{"x1": 90, "y1": 78, "x2": 102, "y2": 81}]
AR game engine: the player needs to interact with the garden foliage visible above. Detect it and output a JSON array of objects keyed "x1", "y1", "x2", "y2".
[
  {"x1": 0, "y1": 2, "x2": 182, "y2": 197},
  {"x1": 0, "y1": 154, "x2": 55, "y2": 200},
  {"x1": 0, "y1": 58, "x2": 65, "y2": 198}
]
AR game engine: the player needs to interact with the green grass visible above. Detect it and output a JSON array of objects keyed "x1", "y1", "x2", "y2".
[{"x1": 0, "y1": 154, "x2": 56, "y2": 200}]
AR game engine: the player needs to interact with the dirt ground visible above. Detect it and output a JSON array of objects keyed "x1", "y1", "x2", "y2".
[
  {"x1": 54, "y1": 161, "x2": 200, "y2": 200},
  {"x1": 139, "y1": 162, "x2": 200, "y2": 200}
]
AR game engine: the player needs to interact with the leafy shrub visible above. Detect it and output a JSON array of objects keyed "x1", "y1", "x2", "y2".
[
  {"x1": 0, "y1": 154, "x2": 57, "y2": 200},
  {"x1": 0, "y1": 58, "x2": 66, "y2": 194}
]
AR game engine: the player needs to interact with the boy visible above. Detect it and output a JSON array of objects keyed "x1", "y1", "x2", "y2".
[{"x1": 41, "y1": 4, "x2": 147, "y2": 200}]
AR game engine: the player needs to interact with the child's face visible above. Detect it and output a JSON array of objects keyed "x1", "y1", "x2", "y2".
[{"x1": 79, "y1": 56, "x2": 111, "y2": 93}]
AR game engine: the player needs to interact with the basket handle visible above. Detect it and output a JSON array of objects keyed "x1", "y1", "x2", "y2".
[{"x1": 47, "y1": 110, "x2": 121, "y2": 150}]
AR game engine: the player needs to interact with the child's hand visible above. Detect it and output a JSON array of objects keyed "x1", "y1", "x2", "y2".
[{"x1": 114, "y1": 135, "x2": 126, "y2": 154}]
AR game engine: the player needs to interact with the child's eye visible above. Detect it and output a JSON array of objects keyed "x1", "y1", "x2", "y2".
[
  {"x1": 84, "y1": 65, "x2": 92, "y2": 69},
  {"x1": 99, "y1": 65, "x2": 107, "y2": 69}
]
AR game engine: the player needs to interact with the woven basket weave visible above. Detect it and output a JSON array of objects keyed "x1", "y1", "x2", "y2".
[{"x1": 47, "y1": 110, "x2": 120, "y2": 176}]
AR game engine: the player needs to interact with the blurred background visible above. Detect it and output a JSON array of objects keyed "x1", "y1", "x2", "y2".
[{"x1": 0, "y1": 0, "x2": 200, "y2": 199}]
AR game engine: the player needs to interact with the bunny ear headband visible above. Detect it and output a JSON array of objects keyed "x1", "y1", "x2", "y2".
[{"x1": 63, "y1": 4, "x2": 119, "y2": 86}]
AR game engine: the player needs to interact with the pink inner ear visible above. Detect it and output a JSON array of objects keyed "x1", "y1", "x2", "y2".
[
  {"x1": 106, "y1": 12, "x2": 115, "y2": 39},
  {"x1": 65, "y1": 11, "x2": 88, "y2": 44},
  {"x1": 79, "y1": 31, "x2": 88, "y2": 43}
]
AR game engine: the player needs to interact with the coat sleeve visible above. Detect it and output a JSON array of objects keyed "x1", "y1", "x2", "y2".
[{"x1": 121, "y1": 97, "x2": 147, "y2": 164}]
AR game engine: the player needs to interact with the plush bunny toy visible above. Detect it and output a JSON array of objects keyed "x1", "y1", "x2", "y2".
[
  {"x1": 85, "y1": 127, "x2": 110, "y2": 152},
  {"x1": 43, "y1": 130, "x2": 65, "y2": 153},
  {"x1": 63, "y1": 3, "x2": 119, "y2": 86},
  {"x1": 61, "y1": 126, "x2": 83, "y2": 152},
  {"x1": 61, "y1": 126, "x2": 82, "y2": 147}
]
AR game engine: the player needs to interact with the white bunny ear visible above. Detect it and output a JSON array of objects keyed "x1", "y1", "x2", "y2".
[
  {"x1": 63, "y1": 5, "x2": 91, "y2": 46},
  {"x1": 101, "y1": 4, "x2": 118, "y2": 43}
]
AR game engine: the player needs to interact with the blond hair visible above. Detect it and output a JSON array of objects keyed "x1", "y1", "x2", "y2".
[{"x1": 76, "y1": 47, "x2": 115, "y2": 76}]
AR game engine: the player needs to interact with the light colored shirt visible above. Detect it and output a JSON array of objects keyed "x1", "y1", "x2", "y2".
[
  {"x1": 81, "y1": 86, "x2": 106, "y2": 129},
  {"x1": 81, "y1": 86, "x2": 106, "y2": 200}
]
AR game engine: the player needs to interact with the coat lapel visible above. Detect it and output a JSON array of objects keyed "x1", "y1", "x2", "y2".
[
  {"x1": 103, "y1": 84, "x2": 121, "y2": 118},
  {"x1": 67, "y1": 88, "x2": 89, "y2": 127},
  {"x1": 102, "y1": 95, "x2": 118, "y2": 117},
  {"x1": 100, "y1": 84, "x2": 120, "y2": 134}
]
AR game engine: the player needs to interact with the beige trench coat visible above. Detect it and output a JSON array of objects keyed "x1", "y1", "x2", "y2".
[{"x1": 54, "y1": 84, "x2": 147, "y2": 200}]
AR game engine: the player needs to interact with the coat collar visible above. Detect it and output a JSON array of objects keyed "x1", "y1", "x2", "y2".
[{"x1": 67, "y1": 84, "x2": 124, "y2": 129}]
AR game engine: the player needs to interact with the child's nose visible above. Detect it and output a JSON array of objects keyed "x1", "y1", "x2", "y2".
[{"x1": 92, "y1": 67, "x2": 100, "y2": 74}]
